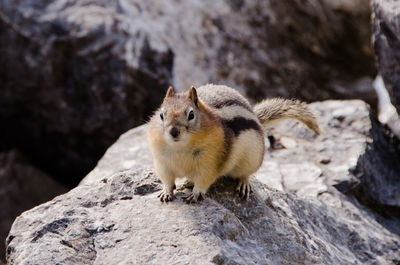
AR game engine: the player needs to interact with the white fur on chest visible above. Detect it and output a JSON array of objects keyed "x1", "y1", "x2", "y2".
[{"x1": 155, "y1": 144, "x2": 199, "y2": 178}]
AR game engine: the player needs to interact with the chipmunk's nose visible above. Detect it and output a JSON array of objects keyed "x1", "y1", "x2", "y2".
[{"x1": 169, "y1": 127, "x2": 180, "y2": 139}]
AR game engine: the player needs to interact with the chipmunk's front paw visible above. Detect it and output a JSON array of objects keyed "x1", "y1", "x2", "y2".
[
  {"x1": 236, "y1": 180, "x2": 251, "y2": 200},
  {"x1": 158, "y1": 190, "x2": 174, "y2": 202},
  {"x1": 184, "y1": 191, "x2": 205, "y2": 204}
]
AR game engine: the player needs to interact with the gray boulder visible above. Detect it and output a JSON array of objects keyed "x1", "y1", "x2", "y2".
[
  {"x1": 0, "y1": 0, "x2": 174, "y2": 185},
  {"x1": 372, "y1": 0, "x2": 400, "y2": 114},
  {"x1": 6, "y1": 170, "x2": 400, "y2": 264},
  {"x1": 7, "y1": 100, "x2": 400, "y2": 264},
  {"x1": 0, "y1": 0, "x2": 376, "y2": 185},
  {"x1": 0, "y1": 150, "x2": 67, "y2": 263}
]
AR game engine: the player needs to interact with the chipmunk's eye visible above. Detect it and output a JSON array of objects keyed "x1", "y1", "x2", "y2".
[
  {"x1": 160, "y1": 113, "x2": 164, "y2": 121},
  {"x1": 188, "y1": 110, "x2": 194, "y2": 120}
]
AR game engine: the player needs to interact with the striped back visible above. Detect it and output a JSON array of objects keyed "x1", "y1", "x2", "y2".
[{"x1": 197, "y1": 84, "x2": 262, "y2": 136}]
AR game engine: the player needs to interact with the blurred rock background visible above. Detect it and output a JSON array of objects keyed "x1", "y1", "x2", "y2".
[
  {"x1": 0, "y1": 0, "x2": 377, "y2": 188},
  {"x1": 0, "y1": 0, "x2": 399, "y2": 263}
]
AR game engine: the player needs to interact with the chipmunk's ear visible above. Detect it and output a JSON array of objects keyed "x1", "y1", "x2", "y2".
[
  {"x1": 165, "y1": 86, "x2": 175, "y2": 98},
  {"x1": 187, "y1": 86, "x2": 198, "y2": 107}
]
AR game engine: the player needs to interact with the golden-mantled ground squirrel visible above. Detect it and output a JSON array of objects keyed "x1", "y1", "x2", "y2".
[{"x1": 147, "y1": 84, "x2": 320, "y2": 203}]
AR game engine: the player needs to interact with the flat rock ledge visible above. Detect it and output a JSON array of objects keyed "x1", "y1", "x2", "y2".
[{"x1": 6, "y1": 100, "x2": 400, "y2": 264}]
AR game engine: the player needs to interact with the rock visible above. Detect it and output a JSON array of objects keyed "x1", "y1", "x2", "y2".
[
  {"x1": 156, "y1": 0, "x2": 376, "y2": 103},
  {"x1": 81, "y1": 125, "x2": 152, "y2": 185},
  {"x1": 372, "y1": 0, "x2": 400, "y2": 114},
  {"x1": 0, "y1": 0, "x2": 173, "y2": 186},
  {"x1": 280, "y1": 163, "x2": 324, "y2": 196},
  {"x1": 279, "y1": 136, "x2": 297, "y2": 149},
  {"x1": 7, "y1": 168, "x2": 400, "y2": 264},
  {"x1": 259, "y1": 100, "x2": 372, "y2": 194},
  {"x1": 373, "y1": 75, "x2": 400, "y2": 139},
  {"x1": 351, "y1": 116, "x2": 400, "y2": 215},
  {"x1": 0, "y1": 0, "x2": 376, "y2": 185},
  {"x1": 0, "y1": 150, "x2": 67, "y2": 263},
  {"x1": 263, "y1": 100, "x2": 400, "y2": 221}
]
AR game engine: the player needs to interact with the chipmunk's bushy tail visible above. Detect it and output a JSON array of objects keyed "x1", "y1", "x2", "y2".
[{"x1": 253, "y1": 98, "x2": 320, "y2": 135}]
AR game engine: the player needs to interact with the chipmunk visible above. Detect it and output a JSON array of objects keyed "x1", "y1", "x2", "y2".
[{"x1": 147, "y1": 84, "x2": 320, "y2": 203}]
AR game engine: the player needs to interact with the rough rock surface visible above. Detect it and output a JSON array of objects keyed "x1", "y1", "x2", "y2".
[
  {"x1": 262, "y1": 101, "x2": 400, "y2": 222},
  {"x1": 7, "y1": 169, "x2": 400, "y2": 264},
  {"x1": 7, "y1": 100, "x2": 400, "y2": 264},
  {"x1": 0, "y1": 150, "x2": 67, "y2": 263},
  {"x1": 0, "y1": 0, "x2": 376, "y2": 185},
  {"x1": 372, "y1": 0, "x2": 400, "y2": 114}
]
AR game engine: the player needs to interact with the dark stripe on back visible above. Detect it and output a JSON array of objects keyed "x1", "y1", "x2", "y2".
[
  {"x1": 217, "y1": 125, "x2": 233, "y2": 171},
  {"x1": 211, "y1": 99, "x2": 253, "y2": 112},
  {"x1": 221, "y1": 117, "x2": 261, "y2": 137}
]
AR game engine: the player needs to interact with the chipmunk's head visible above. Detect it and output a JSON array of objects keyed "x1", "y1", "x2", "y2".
[{"x1": 158, "y1": 86, "x2": 202, "y2": 145}]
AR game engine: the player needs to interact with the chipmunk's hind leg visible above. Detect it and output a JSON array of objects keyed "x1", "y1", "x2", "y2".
[
  {"x1": 181, "y1": 179, "x2": 194, "y2": 190},
  {"x1": 236, "y1": 176, "x2": 251, "y2": 200},
  {"x1": 227, "y1": 130, "x2": 264, "y2": 200},
  {"x1": 229, "y1": 152, "x2": 261, "y2": 200},
  {"x1": 229, "y1": 153, "x2": 261, "y2": 200}
]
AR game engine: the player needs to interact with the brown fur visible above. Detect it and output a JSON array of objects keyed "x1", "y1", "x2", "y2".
[{"x1": 147, "y1": 84, "x2": 320, "y2": 203}]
